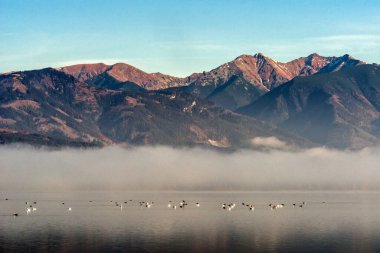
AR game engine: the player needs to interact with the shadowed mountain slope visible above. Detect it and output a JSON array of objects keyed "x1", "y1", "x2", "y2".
[
  {"x1": 172, "y1": 53, "x2": 364, "y2": 110},
  {"x1": 237, "y1": 64, "x2": 380, "y2": 149},
  {"x1": 0, "y1": 68, "x2": 308, "y2": 149},
  {"x1": 60, "y1": 54, "x2": 365, "y2": 111}
]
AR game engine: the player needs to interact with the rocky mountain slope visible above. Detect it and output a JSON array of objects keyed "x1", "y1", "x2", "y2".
[
  {"x1": 237, "y1": 64, "x2": 380, "y2": 149},
  {"x1": 60, "y1": 63, "x2": 185, "y2": 90},
  {"x1": 174, "y1": 53, "x2": 365, "y2": 110},
  {"x1": 0, "y1": 68, "x2": 307, "y2": 148},
  {"x1": 1, "y1": 53, "x2": 373, "y2": 149},
  {"x1": 60, "y1": 53, "x2": 364, "y2": 111}
]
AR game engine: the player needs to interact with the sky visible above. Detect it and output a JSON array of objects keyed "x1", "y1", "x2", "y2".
[{"x1": 1, "y1": 0, "x2": 380, "y2": 76}]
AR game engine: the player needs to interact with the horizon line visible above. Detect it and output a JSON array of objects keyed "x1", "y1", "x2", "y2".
[{"x1": 0, "y1": 51, "x2": 365, "y2": 77}]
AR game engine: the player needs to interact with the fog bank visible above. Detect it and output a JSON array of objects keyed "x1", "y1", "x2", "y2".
[{"x1": 0, "y1": 145, "x2": 379, "y2": 191}]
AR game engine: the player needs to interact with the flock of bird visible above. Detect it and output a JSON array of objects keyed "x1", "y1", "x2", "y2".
[
  {"x1": 4, "y1": 199, "x2": 73, "y2": 217},
  {"x1": 3, "y1": 198, "x2": 309, "y2": 217},
  {"x1": 167, "y1": 200, "x2": 200, "y2": 209}
]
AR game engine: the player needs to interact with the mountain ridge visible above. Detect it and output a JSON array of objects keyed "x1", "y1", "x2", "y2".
[
  {"x1": 59, "y1": 53, "x2": 365, "y2": 103},
  {"x1": 170, "y1": 53, "x2": 365, "y2": 110},
  {"x1": 1, "y1": 53, "x2": 374, "y2": 149},
  {"x1": 237, "y1": 64, "x2": 380, "y2": 149},
  {"x1": 59, "y1": 63, "x2": 186, "y2": 90},
  {"x1": 0, "y1": 67, "x2": 310, "y2": 149}
]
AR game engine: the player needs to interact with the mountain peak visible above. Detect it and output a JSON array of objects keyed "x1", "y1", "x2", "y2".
[
  {"x1": 234, "y1": 54, "x2": 253, "y2": 60},
  {"x1": 317, "y1": 54, "x2": 365, "y2": 73},
  {"x1": 59, "y1": 63, "x2": 110, "y2": 82},
  {"x1": 110, "y1": 62, "x2": 137, "y2": 70},
  {"x1": 59, "y1": 62, "x2": 108, "y2": 68},
  {"x1": 341, "y1": 54, "x2": 355, "y2": 60},
  {"x1": 253, "y1": 52, "x2": 268, "y2": 59},
  {"x1": 307, "y1": 53, "x2": 322, "y2": 59}
]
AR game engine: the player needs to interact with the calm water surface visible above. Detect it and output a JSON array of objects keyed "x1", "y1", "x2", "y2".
[{"x1": 1, "y1": 191, "x2": 380, "y2": 253}]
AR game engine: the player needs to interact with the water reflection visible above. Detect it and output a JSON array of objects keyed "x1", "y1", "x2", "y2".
[{"x1": 1, "y1": 191, "x2": 380, "y2": 252}]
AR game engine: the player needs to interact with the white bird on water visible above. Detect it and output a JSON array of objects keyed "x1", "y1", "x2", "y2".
[
  {"x1": 68, "y1": 207, "x2": 72, "y2": 212},
  {"x1": 270, "y1": 204, "x2": 284, "y2": 210}
]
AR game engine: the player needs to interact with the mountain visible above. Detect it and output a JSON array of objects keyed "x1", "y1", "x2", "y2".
[
  {"x1": 318, "y1": 54, "x2": 365, "y2": 73},
  {"x1": 58, "y1": 63, "x2": 109, "y2": 82},
  {"x1": 59, "y1": 54, "x2": 364, "y2": 111},
  {"x1": 237, "y1": 64, "x2": 380, "y2": 149},
  {"x1": 0, "y1": 68, "x2": 307, "y2": 148},
  {"x1": 174, "y1": 53, "x2": 365, "y2": 110},
  {"x1": 59, "y1": 63, "x2": 185, "y2": 91},
  {"x1": 2, "y1": 54, "x2": 371, "y2": 149},
  {"x1": 0, "y1": 69, "x2": 111, "y2": 146}
]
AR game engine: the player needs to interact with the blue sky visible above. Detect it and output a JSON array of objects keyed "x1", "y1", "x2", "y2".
[{"x1": 1, "y1": 0, "x2": 380, "y2": 76}]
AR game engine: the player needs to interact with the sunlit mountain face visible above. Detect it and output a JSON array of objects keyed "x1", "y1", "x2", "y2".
[
  {"x1": 0, "y1": 66, "x2": 309, "y2": 149},
  {"x1": 1, "y1": 53, "x2": 377, "y2": 149},
  {"x1": 60, "y1": 53, "x2": 365, "y2": 110},
  {"x1": 238, "y1": 64, "x2": 380, "y2": 149}
]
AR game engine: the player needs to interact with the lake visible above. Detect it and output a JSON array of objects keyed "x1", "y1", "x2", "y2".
[{"x1": 1, "y1": 191, "x2": 380, "y2": 252}]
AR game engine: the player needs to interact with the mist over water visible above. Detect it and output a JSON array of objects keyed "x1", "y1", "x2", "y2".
[
  {"x1": 2, "y1": 144, "x2": 380, "y2": 253},
  {"x1": 0, "y1": 144, "x2": 379, "y2": 191}
]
